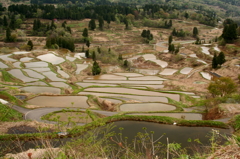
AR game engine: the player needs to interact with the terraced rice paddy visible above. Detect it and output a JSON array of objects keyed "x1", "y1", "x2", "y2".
[
  {"x1": 159, "y1": 68, "x2": 178, "y2": 75},
  {"x1": 0, "y1": 62, "x2": 8, "y2": 68},
  {"x1": 0, "y1": 54, "x2": 16, "y2": 61},
  {"x1": 27, "y1": 96, "x2": 89, "y2": 108},
  {"x1": 37, "y1": 53, "x2": 65, "y2": 64},
  {"x1": 1, "y1": 47, "x2": 211, "y2": 121},
  {"x1": 49, "y1": 82, "x2": 70, "y2": 88},
  {"x1": 8, "y1": 69, "x2": 39, "y2": 82},
  {"x1": 76, "y1": 64, "x2": 88, "y2": 74},
  {"x1": 120, "y1": 103, "x2": 176, "y2": 112},
  {"x1": 57, "y1": 66, "x2": 69, "y2": 78},
  {"x1": 25, "y1": 62, "x2": 49, "y2": 68},
  {"x1": 180, "y1": 67, "x2": 193, "y2": 74},
  {"x1": 20, "y1": 86, "x2": 61, "y2": 94},
  {"x1": 23, "y1": 69, "x2": 45, "y2": 79},
  {"x1": 78, "y1": 92, "x2": 169, "y2": 103},
  {"x1": 42, "y1": 71, "x2": 65, "y2": 81},
  {"x1": 142, "y1": 54, "x2": 168, "y2": 68},
  {"x1": 200, "y1": 72, "x2": 212, "y2": 80},
  {"x1": 20, "y1": 57, "x2": 33, "y2": 62},
  {"x1": 82, "y1": 87, "x2": 180, "y2": 101}
]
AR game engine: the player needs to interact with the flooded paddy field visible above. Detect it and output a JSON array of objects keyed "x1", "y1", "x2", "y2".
[{"x1": 27, "y1": 96, "x2": 89, "y2": 108}]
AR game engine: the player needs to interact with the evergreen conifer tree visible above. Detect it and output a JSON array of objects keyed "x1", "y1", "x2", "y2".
[
  {"x1": 217, "y1": 52, "x2": 226, "y2": 66},
  {"x1": 92, "y1": 61, "x2": 101, "y2": 75},
  {"x1": 92, "y1": 51, "x2": 96, "y2": 61},
  {"x1": 82, "y1": 28, "x2": 88, "y2": 37},
  {"x1": 212, "y1": 53, "x2": 218, "y2": 69},
  {"x1": 27, "y1": 40, "x2": 33, "y2": 50}
]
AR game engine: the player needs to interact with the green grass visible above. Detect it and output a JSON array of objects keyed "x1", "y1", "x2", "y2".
[
  {"x1": 1, "y1": 70, "x2": 20, "y2": 82},
  {"x1": 0, "y1": 103, "x2": 23, "y2": 121}
]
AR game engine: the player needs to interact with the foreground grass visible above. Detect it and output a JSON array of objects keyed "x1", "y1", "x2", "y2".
[{"x1": 0, "y1": 103, "x2": 23, "y2": 122}]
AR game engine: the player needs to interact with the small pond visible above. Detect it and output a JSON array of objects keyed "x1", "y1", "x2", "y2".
[
  {"x1": 120, "y1": 103, "x2": 176, "y2": 112},
  {"x1": 27, "y1": 96, "x2": 89, "y2": 108},
  {"x1": 112, "y1": 121, "x2": 230, "y2": 151}
]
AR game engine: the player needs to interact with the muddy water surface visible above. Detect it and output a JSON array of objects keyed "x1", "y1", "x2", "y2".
[
  {"x1": 83, "y1": 87, "x2": 179, "y2": 101},
  {"x1": 8, "y1": 69, "x2": 39, "y2": 82},
  {"x1": 159, "y1": 68, "x2": 178, "y2": 75},
  {"x1": 79, "y1": 92, "x2": 168, "y2": 103},
  {"x1": 120, "y1": 103, "x2": 176, "y2": 111},
  {"x1": 27, "y1": 96, "x2": 89, "y2": 108},
  {"x1": 37, "y1": 53, "x2": 65, "y2": 64},
  {"x1": 20, "y1": 86, "x2": 61, "y2": 94},
  {"x1": 180, "y1": 67, "x2": 193, "y2": 74}
]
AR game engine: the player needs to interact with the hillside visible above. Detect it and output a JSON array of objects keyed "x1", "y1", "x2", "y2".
[{"x1": 0, "y1": 0, "x2": 240, "y2": 158}]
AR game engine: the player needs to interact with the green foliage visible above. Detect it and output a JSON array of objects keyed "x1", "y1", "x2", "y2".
[
  {"x1": 168, "y1": 35, "x2": 172, "y2": 45},
  {"x1": 230, "y1": 115, "x2": 240, "y2": 131},
  {"x1": 217, "y1": 52, "x2": 226, "y2": 66},
  {"x1": 208, "y1": 77, "x2": 237, "y2": 97},
  {"x1": 1, "y1": 70, "x2": 18, "y2": 82},
  {"x1": 27, "y1": 40, "x2": 33, "y2": 50},
  {"x1": 0, "y1": 103, "x2": 23, "y2": 121},
  {"x1": 85, "y1": 50, "x2": 89, "y2": 58},
  {"x1": 141, "y1": 29, "x2": 153, "y2": 43},
  {"x1": 86, "y1": 40, "x2": 90, "y2": 48},
  {"x1": 92, "y1": 61, "x2": 101, "y2": 75},
  {"x1": 82, "y1": 28, "x2": 88, "y2": 37},
  {"x1": 92, "y1": 51, "x2": 96, "y2": 61},
  {"x1": 123, "y1": 60, "x2": 128, "y2": 67},
  {"x1": 118, "y1": 54, "x2": 123, "y2": 60},
  {"x1": 222, "y1": 19, "x2": 238, "y2": 43},
  {"x1": 212, "y1": 53, "x2": 218, "y2": 69},
  {"x1": 172, "y1": 28, "x2": 188, "y2": 37},
  {"x1": 193, "y1": 27, "x2": 199, "y2": 37},
  {"x1": 98, "y1": 16, "x2": 104, "y2": 30},
  {"x1": 88, "y1": 19, "x2": 96, "y2": 30}
]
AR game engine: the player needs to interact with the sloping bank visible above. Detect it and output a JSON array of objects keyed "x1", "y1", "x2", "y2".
[{"x1": 0, "y1": 115, "x2": 229, "y2": 141}]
